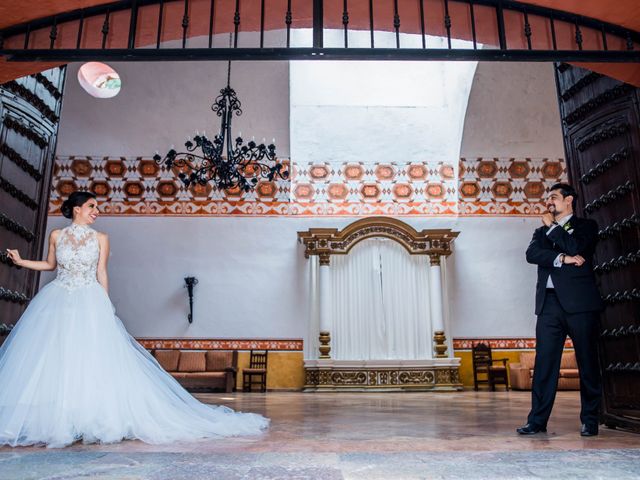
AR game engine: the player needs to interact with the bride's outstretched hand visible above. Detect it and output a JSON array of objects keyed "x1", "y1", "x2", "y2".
[{"x1": 6, "y1": 249, "x2": 23, "y2": 267}]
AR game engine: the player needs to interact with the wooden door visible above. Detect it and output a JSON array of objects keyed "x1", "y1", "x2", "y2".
[
  {"x1": 0, "y1": 67, "x2": 65, "y2": 336},
  {"x1": 556, "y1": 63, "x2": 640, "y2": 432}
]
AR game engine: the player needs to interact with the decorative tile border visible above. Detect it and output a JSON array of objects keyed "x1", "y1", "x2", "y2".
[
  {"x1": 459, "y1": 157, "x2": 567, "y2": 215},
  {"x1": 292, "y1": 160, "x2": 458, "y2": 204},
  {"x1": 453, "y1": 338, "x2": 574, "y2": 350},
  {"x1": 137, "y1": 338, "x2": 303, "y2": 351},
  {"x1": 137, "y1": 337, "x2": 575, "y2": 352},
  {"x1": 49, "y1": 156, "x2": 566, "y2": 217},
  {"x1": 49, "y1": 156, "x2": 292, "y2": 216}
]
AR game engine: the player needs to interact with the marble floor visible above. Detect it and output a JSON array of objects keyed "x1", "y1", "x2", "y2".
[{"x1": 1, "y1": 391, "x2": 639, "y2": 479}]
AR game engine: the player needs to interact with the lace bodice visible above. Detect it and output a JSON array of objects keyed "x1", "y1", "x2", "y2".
[{"x1": 54, "y1": 223, "x2": 100, "y2": 290}]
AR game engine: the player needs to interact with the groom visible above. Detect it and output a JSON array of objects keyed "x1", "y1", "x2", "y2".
[{"x1": 517, "y1": 183, "x2": 603, "y2": 436}]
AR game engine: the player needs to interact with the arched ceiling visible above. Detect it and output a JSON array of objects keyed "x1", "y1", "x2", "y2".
[{"x1": 1, "y1": 0, "x2": 640, "y2": 85}]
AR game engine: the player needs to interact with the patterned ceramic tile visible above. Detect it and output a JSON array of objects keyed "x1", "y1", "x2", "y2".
[
  {"x1": 453, "y1": 338, "x2": 574, "y2": 350},
  {"x1": 136, "y1": 338, "x2": 303, "y2": 351},
  {"x1": 134, "y1": 337, "x2": 573, "y2": 352},
  {"x1": 49, "y1": 157, "x2": 566, "y2": 216}
]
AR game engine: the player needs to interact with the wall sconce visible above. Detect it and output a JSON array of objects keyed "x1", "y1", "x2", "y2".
[{"x1": 184, "y1": 276, "x2": 198, "y2": 324}]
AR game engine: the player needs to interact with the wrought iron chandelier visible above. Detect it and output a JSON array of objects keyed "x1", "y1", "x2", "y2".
[{"x1": 153, "y1": 60, "x2": 288, "y2": 192}]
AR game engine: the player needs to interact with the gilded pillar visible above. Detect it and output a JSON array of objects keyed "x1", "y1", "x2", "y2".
[
  {"x1": 318, "y1": 254, "x2": 332, "y2": 359},
  {"x1": 429, "y1": 254, "x2": 448, "y2": 358}
]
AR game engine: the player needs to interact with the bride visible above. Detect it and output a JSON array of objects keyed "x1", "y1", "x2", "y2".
[{"x1": 1, "y1": 191, "x2": 268, "y2": 448}]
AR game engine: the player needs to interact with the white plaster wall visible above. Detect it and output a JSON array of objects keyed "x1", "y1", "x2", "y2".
[
  {"x1": 46, "y1": 57, "x2": 562, "y2": 343},
  {"x1": 41, "y1": 216, "x2": 540, "y2": 339},
  {"x1": 290, "y1": 54, "x2": 477, "y2": 166},
  {"x1": 41, "y1": 216, "x2": 308, "y2": 338},
  {"x1": 460, "y1": 62, "x2": 565, "y2": 158},
  {"x1": 446, "y1": 217, "x2": 539, "y2": 337},
  {"x1": 450, "y1": 61, "x2": 564, "y2": 338},
  {"x1": 57, "y1": 61, "x2": 290, "y2": 157}
]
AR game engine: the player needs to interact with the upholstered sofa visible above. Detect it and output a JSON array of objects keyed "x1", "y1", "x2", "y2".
[
  {"x1": 509, "y1": 350, "x2": 579, "y2": 390},
  {"x1": 151, "y1": 349, "x2": 238, "y2": 392}
]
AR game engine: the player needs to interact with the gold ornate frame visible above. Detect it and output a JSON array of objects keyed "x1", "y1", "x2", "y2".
[
  {"x1": 298, "y1": 217, "x2": 462, "y2": 392},
  {"x1": 297, "y1": 216, "x2": 459, "y2": 265}
]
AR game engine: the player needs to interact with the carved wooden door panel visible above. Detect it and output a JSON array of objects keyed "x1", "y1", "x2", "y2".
[
  {"x1": 0, "y1": 67, "x2": 65, "y2": 335},
  {"x1": 556, "y1": 64, "x2": 640, "y2": 432}
]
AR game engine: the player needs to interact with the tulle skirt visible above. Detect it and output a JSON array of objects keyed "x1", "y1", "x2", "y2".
[{"x1": 0, "y1": 280, "x2": 269, "y2": 448}]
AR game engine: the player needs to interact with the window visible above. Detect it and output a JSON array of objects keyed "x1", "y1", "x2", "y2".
[{"x1": 77, "y1": 62, "x2": 121, "y2": 98}]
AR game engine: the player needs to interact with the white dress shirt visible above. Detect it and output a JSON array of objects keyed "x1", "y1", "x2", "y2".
[{"x1": 546, "y1": 213, "x2": 573, "y2": 289}]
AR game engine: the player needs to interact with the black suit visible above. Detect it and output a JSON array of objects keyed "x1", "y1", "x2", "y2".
[{"x1": 525, "y1": 216, "x2": 603, "y2": 428}]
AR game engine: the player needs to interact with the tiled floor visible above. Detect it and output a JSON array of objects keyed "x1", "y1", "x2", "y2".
[{"x1": 1, "y1": 391, "x2": 639, "y2": 479}]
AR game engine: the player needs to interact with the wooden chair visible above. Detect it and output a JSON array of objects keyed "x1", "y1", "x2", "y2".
[
  {"x1": 472, "y1": 342, "x2": 509, "y2": 391},
  {"x1": 242, "y1": 350, "x2": 268, "y2": 392}
]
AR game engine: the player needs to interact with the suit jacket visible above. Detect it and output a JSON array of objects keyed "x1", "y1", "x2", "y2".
[{"x1": 526, "y1": 216, "x2": 604, "y2": 315}]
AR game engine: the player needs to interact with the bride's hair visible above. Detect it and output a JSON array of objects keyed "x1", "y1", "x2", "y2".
[{"x1": 61, "y1": 191, "x2": 97, "y2": 219}]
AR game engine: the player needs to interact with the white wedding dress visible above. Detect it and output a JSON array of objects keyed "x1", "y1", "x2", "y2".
[{"x1": 0, "y1": 223, "x2": 268, "y2": 448}]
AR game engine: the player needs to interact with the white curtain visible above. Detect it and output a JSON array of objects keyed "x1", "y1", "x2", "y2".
[
  {"x1": 331, "y1": 238, "x2": 432, "y2": 360},
  {"x1": 304, "y1": 256, "x2": 320, "y2": 360}
]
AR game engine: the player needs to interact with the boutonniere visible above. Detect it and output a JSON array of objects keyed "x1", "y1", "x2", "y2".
[{"x1": 563, "y1": 221, "x2": 574, "y2": 234}]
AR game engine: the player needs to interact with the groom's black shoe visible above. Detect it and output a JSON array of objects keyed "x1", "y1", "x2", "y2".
[
  {"x1": 516, "y1": 423, "x2": 547, "y2": 435},
  {"x1": 580, "y1": 424, "x2": 598, "y2": 437}
]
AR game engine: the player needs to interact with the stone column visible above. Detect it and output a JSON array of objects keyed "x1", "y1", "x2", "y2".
[
  {"x1": 429, "y1": 254, "x2": 448, "y2": 358},
  {"x1": 318, "y1": 254, "x2": 332, "y2": 359}
]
